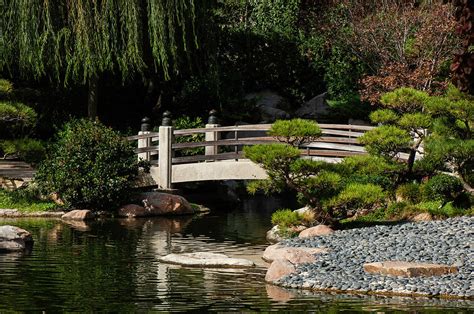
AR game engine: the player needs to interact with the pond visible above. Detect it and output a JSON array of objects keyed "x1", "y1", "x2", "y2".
[{"x1": 0, "y1": 195, "x2": 472, "y2": 312}]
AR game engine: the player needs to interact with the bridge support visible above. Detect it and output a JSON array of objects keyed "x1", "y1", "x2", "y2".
[
  {"x1": 205, "y1": 123, "x2": 220, "y2": 156},
  {"x1": 158, "y1": 113, "x2": 174, "y2": 189}
]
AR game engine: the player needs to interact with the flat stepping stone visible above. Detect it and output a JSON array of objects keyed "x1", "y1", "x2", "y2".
[
  {"x1": 262, "y1": 244, "x2": 327, "y2": 263},
  {"x1": 159, "y1": 252, "x2": 255, "y2": 268},
  {"x1": 364, "y1": 261, "x2": 458, "y2": 277}
]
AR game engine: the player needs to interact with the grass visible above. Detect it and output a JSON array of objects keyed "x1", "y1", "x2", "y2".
[
  {"x1": 340, "y1": 201, "x2": 473, "y2": 229},
  {"x1": 0, "y1": 188, "x2": 58, "y2": 212}
]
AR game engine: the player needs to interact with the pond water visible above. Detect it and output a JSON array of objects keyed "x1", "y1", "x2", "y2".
[{"x1": 0, "y1": 195, "x2": 473, "y2": 312}]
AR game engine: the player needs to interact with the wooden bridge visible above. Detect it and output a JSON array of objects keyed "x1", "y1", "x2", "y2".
[{"x1": 126, "y1": 111, "x2": 393, "y2": 189}]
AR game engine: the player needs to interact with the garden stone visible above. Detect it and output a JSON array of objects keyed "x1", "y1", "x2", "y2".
[
  {"x1": 265, "y1": 259, "x2": 296, "y2": 283},
  {"x1": 298, "y1": 225, "x2": 334, "y2": 238},
  {"x1": 61, "y1": 209, "x2": 94, "y2": 220},
  {"x1": 159, "y1": 252, "x2": 255, "y2": 268},
  {"x1": 411, "y1": 213, "x2": 433, "y2": 222},
  {"x1": 117, "y1": 204, "x2": 149, "y2": 218},
  {"x1": 0, "y1": 225, "x2": 33, "y2": 252},
  {"x1": 363, "y1": 261, "x2": 458, "y2": 277},
  {"x1": 262, "y1": 244, "x2": 327, "y2": 263},
  {"x1": 266, "y1": 225, "x2": 284, "y2": 243},
  {"x1": 140, "y1": 192, "x2": 195, "y2": 215}
]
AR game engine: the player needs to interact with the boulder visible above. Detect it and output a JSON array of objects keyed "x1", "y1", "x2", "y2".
[
  {"x1": 298, "y1": 225, "x2": 334, "y2": 238},
  {"x1": 363, "y1": 261, "x2": 458, "y2": 277},
  {"x1": 61, "y1": 209, "x2": 94, "y2": 220},
  {"x1": 0, "y1": 225, "x2": 33, "y2": 252},
  {"x1": 262, "y1": 244, "x2": 327, "y2": 263},
  {"x1": 140, "y1": 192, "x2": 195, "y2": 215},
  {"x1": 411, "y1": 213, "x2": 433, "y2": 222},
  {"x1": 244, "y1": 90, "x2": 290, "y2": 122},
  {"x1": 265, "y1": 259, "x2": 296, "y2": 283},
  {"x1": 117, "y1": 204, "x2": 149, "y2": 218},
  {"x1": 266, "y1": 225, "x2": 284, "y2": 243},
  {"x1": 295, "y1": 92, "x2": 329, "y2": 119},
  {"x1": 159, "y1": 252, "x2": 255, "y2": 268},
  {"x1": 266, "y1": 225, "x2": 308, "y2": 243}
]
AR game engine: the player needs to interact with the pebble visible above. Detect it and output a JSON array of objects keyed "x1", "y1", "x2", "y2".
[{"x1": 277, "y1": 216, "x2": 474, "y2": 299}]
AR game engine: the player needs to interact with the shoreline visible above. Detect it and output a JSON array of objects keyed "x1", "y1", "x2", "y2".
[
  {"x1": 0, "y1": 208, "x2": 65, "y2": 218},
  {"x1": 272, "y1": 216, "x2": 474, "y2": 300}
]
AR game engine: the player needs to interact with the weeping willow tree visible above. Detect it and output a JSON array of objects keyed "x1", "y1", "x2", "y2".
[{"x1": 0, "y1": 0, "x2": 207, "y2": 118}]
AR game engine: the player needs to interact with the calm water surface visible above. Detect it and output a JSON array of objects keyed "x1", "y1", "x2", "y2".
[{"x1": 0, "y1": 196, "x2": 473, "y2": 312}]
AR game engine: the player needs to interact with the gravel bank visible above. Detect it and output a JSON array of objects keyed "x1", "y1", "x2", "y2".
[{"x1": 279, "y1": 217, "x2": 474, "y2": 299}]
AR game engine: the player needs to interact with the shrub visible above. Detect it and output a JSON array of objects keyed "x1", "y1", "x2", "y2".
[
  {"x1": 0, "y1": 188, "x2": 57, "y2": 212},
  {"x1": 421, "y1": 174, "x2": 464, "y2": 203},
  {"x1": 359, "y1": 125, "x2": 412, "y2": 158},
  {"x1": 271, "y1": 209, "x2": 303, "y2": 228},
  {"x1": 329, "y1": 183, "x2": 386, "y2": 214},
  {"x1": 35, "y1": 119, "x2": 144, "y2": 211},
  {"x1": 0, "y1": 101, "x2": 37, "y2": 137},
  {"x1": 0, "y1": 139, "x2": 46, "y2": 164},
  {"x1": 0, "y1": 79, "x2": 13, "y2": 97},
  {"x1": 172, "y1": 115, "x2": 205, "y2": 156},
  {"x1": 369, "y1": 109, "x2": 399, "y2": 125},
  {"x1": 268, "y1": 118, "x2": 322, "y2": 146},
  {"x1": 380, "y1": 87, "x2": 429, "y2": 114},
  {"x1": 396, "y1": 183, "x2": 421, "y2": 204}
]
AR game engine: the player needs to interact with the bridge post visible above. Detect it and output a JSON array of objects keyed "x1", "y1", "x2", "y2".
[
  {"x1": 159, "y1": 111, "x2": 173, "y2": 189},
  {"x1": 138, "y1": 117, "x2": 152, "y2": 161},
  {"x1": 205, "y1": 109, "x2": 220, "y2": 157}
]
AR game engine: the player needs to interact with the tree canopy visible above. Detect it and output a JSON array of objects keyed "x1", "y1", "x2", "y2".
[{"x1": 0, "y1": 0, "x2": 207, "y2": 84}]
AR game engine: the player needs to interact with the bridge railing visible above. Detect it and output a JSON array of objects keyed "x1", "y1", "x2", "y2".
[{"x1": 126, "y1": 111, "x2": 390, "y2": 188}]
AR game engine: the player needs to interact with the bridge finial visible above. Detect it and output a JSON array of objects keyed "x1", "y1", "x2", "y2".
[
  {"x1": 208, "y1": 109, "x2": 218, "y2": 124},
  {"x1": 141, "y1": 117, "x2": 151, "y2": 131},
  {"x1": 162, "y1": 111, "x2": 172, "y2": 126}
]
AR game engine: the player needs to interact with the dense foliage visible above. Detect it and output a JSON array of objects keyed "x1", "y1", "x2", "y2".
[{"x1": 36, "y1": 119, "x2": 145, "y2": 210}]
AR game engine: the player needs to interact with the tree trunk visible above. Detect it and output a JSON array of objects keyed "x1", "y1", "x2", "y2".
[{"x1": 87, "y1": 75, "x2": 99, "y2": 120}]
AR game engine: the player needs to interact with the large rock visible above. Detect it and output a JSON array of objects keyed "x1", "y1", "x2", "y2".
[
  {"x1": 295, "y1": 92, "x2": 329, "y2": 119},
  {"x1": 265, "y1": 259, "x2": 296, "y2": 283},
  {"x1": 61, "y1": 209, "x2": 94, "y2": 220},
  {"x1": 262, "y1": 244, "x2": 327, "y2": 263},
  {"x1": 411, "y1": 213, "x2": 433, "y2": 222},
  {"x1": 266, "y1": 225, "x2": 307, "y2": 243},
  {"x1": 363, "y1": 261, "x2": 458, "y2": 277},
  {"x1": 159, "y1": 252, "x2": 255, "y2": 268},
  {"x1": 140, "y1": 192, "x2": 195, "y2": 215},
  {"x1": 244, "y1": 90, "x2": 290, "y2": 122},
  {"x1": 117, "y1": 204, "x2": 148, "y2": 218},
  {"x1": 298, "y1": 225, "x2": 334, "y2": 238},
  {"x1": 0, "y1": 225, "x2": 33, "y2": 252}
]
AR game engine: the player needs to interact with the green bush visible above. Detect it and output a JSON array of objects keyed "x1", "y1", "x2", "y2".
[
  {"x1": 380, "y1": 87, "x2": 429, "y2": 114},
  {"x1": 421, "y1": 174, "x2": 464, "y2": 203},
  {"x1": 35, "y1": 119, "x2": 143, "y2": 211},
  {"x1": 0, "y1": 101, "x2": 37, "y2": 136},
  {"x1": 271, "y1": 209, "x2": 303, "y2": 228},
  {"x1": 396, "y1": 183, "x2": 421, "y2": 204},
  {"x1": 369, "y1": 109, "x2": 399, "y2": 125},
  {"x1": 0, "y1": 79, "x2": 13, "y2": 97},
  {"x1": 414, "y1": 201, "x2": 470, "y2": 218},
  {"x1": 0, "y1": 139, "x2": 46, "y2": 164},
  {"x1": 329, "y1": 183, "x2": 386, "y2": 212},
  {"x1": 268, "y1": 118, "x2": 322, "y2": 146},
  {"x1": 172, "y1": 115, "x2": 205, "y2": 156},
  {"x1": 359, "y1": 125, "x2": 412, "y2": 158}
]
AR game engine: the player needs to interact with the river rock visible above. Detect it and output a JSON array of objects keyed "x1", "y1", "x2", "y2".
[
  {"x1": 140, "y1": 192, "x2": 195, "y2": 215},
  {"x1": 159, "y1": 252, "x2": 255, "y2": 268},
  {"x1": 117, "y1": 204, "x2": 148, "y2": 218},
  {"x1": 363, "y1": 261, "x2": 458, "y2": 277},
  {"x1": 61, "y1": 209, "x2": 95, "y2": 220},
  {"x1": 265, "y1": 259, "x2": 296, "y2": 283},
  {"x1": 411, "y1": 213, "x2": 433, "y2": 222},
  {"x1": 295, "y1": 92, "x2": 329, "y2": 119},
  {"x1": 262, "y1": 244, "x2": 327, "y2": 263},
  {"x1": 298, "y1": 225, "x2": 334, "y2": 238},
  {"x1": 0, "y1": 225, "x2": 33, "y2": 252},
  {"x1": 266, "y1": 225, "x2": 284, "y2": 243}
]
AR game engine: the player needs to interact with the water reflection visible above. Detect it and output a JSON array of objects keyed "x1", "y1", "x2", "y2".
[{"x1": 0, "y1": 199, "x2": 473, "y2": 312}]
